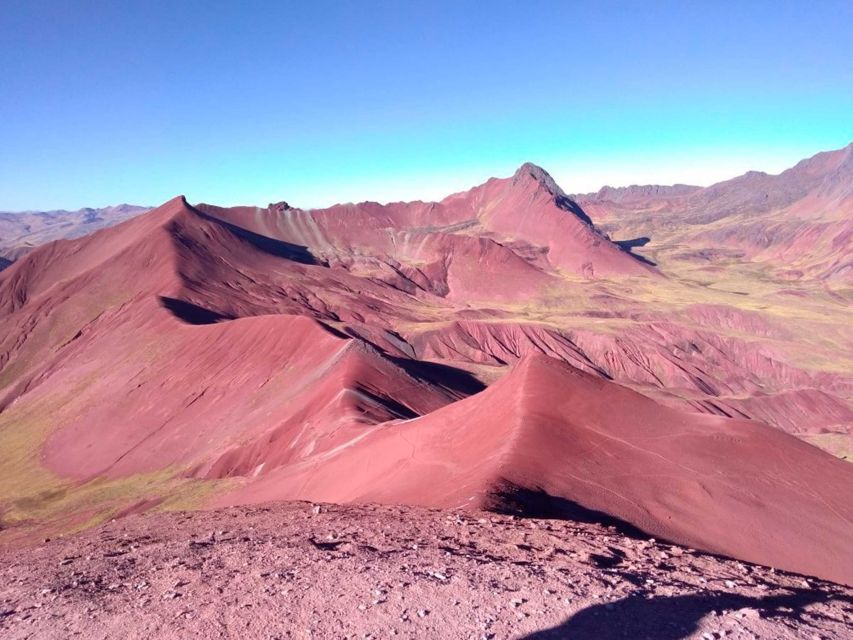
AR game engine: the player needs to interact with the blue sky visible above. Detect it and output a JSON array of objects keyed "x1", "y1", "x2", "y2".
[{"x1": 1, "y1": 1, "x2": 851, "y2": 210}]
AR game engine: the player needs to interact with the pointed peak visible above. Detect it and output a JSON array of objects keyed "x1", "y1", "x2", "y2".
[
  {"x1": 512, "y1": 162, "x2": 565, "y2": 197},
  {"x1": 508, "y1": 163, "x2": 597, "y2": 227},
  {"x1": 136, "y1": 195, "x2": 197, "y2": 226}
]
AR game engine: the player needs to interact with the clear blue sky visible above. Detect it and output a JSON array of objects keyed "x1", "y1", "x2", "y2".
[{"x1": 2, "y1": 1, "x2": 852, "y2": 210}]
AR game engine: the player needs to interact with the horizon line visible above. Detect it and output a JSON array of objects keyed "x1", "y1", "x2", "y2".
[{"x1": 3, "y1": 140, "x2": 850, "y2": 213}]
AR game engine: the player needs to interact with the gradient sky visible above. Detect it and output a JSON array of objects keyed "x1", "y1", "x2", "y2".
[{"x1": 2, "y1": 1, "x2": 852, "y2": 210}]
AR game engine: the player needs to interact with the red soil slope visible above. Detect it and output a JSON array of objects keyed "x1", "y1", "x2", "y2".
[
  {"x1": 0, "y1": 199, "x2": 458, "y2": 482},
  {"x1": 40, "y1": 313, "x2": 457, "y2": 481},
  {"x1": 221, "y1": 354, "x2": 853, "y2": 586}
]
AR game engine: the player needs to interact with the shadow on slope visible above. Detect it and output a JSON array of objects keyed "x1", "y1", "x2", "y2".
[
  {"x1": 559, "y1": 197, "x2": 658, "y2": 267},
  {"x1": 389, "y1": 357, "x2": 487, "y2": 396},
  {"x1": 356, "y1": 386, "x2": 420, "y2": 420},
  {"x1": 159, "y1": 296, "x2": 233, "y2": 325},
  {"x1": 556, "y1": 195, "x2": 595, "y2": 227},
  {"x1": 523, "y1": 588, "x2": 850, "y2": 640},
  {"x1": 613, "y1": 236, "x2": 657, "y2": 266},
  {"x1": 487, "y1": 483, "x2": 648, "y2": 540},
  {"x1": 191, "y1": 207, "x2": 320, "y2": 265},
  {"x1": 614, "y1": 236, "x2": 650, "y2": 251}
]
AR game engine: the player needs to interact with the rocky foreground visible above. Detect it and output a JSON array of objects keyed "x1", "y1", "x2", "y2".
[{"x1": 1, "y1": 502, "x2": 850, "y2": 639}]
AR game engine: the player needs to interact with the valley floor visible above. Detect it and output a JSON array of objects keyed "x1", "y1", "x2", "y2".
[{"x1": 1, "y1": 501, "x2": 850, "y2": 639}]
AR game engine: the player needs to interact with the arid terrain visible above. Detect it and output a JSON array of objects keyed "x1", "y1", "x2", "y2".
[
  {"x1": 0, "y1": 144, "x2": 852, "y2": 637},
  {"x1": 2, "y1": 502, "x2": 852, "y2": 640}
]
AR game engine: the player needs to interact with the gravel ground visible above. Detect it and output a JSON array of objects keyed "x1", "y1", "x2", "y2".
[{"x1": 1, "y1": 501, "x2": 851, "y2": 639}]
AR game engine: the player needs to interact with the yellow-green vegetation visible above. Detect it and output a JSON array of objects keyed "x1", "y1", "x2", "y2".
[
  {"x1": 389, "y1": 259, "x2": 851, "y2": 383},
  {"x1": 0, "y1": 360, "x2": 224, "y2": 544},
  {"x1": 2, "y1": 467, "x2": 224, "y2": 536}
]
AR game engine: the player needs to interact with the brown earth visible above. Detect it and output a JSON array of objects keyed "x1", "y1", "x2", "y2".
[{"x1": 2, "y1": 501, "x2": 852, "y2": 640}]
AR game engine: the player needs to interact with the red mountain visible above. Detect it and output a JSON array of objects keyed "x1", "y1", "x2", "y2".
[{"x1": 1, "y1": 156, "x2": 851, "y2": 585}]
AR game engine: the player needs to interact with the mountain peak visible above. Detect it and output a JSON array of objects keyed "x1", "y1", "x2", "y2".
[{"x1": 512, "y1": 162, "x2": 565, "y2": 197}]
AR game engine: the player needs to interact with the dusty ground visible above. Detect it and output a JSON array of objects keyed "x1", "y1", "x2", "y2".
[{"x1": 1, "y1": 501, "x2": 851, "y2": 639}]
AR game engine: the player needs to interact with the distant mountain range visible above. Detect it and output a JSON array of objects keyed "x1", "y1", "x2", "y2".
[
  {"x1": 0, "y1": 204, "x2": 150, "y2": 267},
  {"x1": 575, "y1": 142, "x2": 853, "y2": 280},
  {"x1": 3, "y1": 143, "x2": 851, "y2": 279}
]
